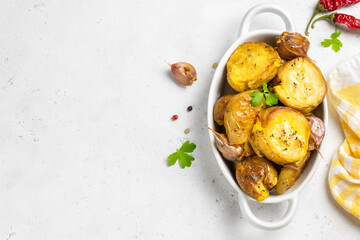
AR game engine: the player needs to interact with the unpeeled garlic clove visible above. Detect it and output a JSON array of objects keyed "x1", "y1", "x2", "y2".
[
  {"x1": 208, "y1": 127, "x2": 243, "y2": 162},
  {"x1": 276, "y1": 32, "x2": 310, "y2": 60},
  {"x1": 306, "y1": 115, "x2": 325, "y2": 151},
  {"x1": 169, "y1": 62, "x2": 197, "y2": 86}
]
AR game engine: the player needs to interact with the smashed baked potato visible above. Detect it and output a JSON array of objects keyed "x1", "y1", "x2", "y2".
[
  {"x1": 235, "y1": 156, "x2": 278, "y2": 201},
  {"x1": 224, "y1": 90, "x2": 264, "y2": 156},
  {"x1": 251, "y1": 106, "x2": 311, "y2": 165},
  {"x1": 213, "y1": 94, "x2": 234, "y2": 126},
  {"x1": 227, "y1": 42, "x2": 282, "y2": 92},
  {"x1": 274, "y1": 57, "x2": 327, "y2": 113},
  {"x1": 275, "y1": 152, "x2": 311, "y2": 194}
]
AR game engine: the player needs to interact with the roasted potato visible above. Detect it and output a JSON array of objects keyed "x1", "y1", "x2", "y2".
[
  {"x1": 213, "y1": 94, "x2": 234, "y2": 126},
  {"x1": 276, "y1": 152, "x2": 311, "y2": 194},
  {"x1": 251, "y1": 106, "x2": 311, "y2": 165},
  {"x1": 224, "y1": 90, "x2": 264, "y2": 156},
  {"x1": 274, "y1": 57, "x2": 327, "y2": 113},
  {"x1": 227, "y1": 42, "x2": 282, "y2": 92},
  {"x1": 235, "y1": 156, "x2": 278, "y2": 201}
]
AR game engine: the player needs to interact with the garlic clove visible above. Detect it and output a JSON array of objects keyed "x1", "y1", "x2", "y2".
[
  {"x1": 169, "y1": 62, "x2": 197, "y2": 86},
  {"x1": 306, "y1": 115, "x2": 325, "y2": 151},
  {"x1": 208, "y1": 127, "x2": 243, "y2": 162},
  {"x1": 276, "y1": 32, "x2": 310, "y2": 60}
]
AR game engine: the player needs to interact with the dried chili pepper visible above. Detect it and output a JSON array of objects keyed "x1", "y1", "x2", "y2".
[
  {"x1": 320, "y1": 0, "x2": 360, "y2": 11},
  {"x1": 312, "y1": 13, "x2": 360, "y2": 30},
  {"x1": 305, "y1": 0, "x2": 360, "y2": 35}
]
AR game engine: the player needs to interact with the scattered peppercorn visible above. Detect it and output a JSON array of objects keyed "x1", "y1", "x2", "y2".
[
  {"x1": 184, "y1": 128, "x2": 190, "y2": 134},
  {"x1": 172, "y1": 115, "x2": 178, "y2": 120},
  {"x1": 212, "y1": 62, "x2": 218, "y2": 69},
  {"x1": 187, "y1": 106, "x2": 193, "y2": 112}
]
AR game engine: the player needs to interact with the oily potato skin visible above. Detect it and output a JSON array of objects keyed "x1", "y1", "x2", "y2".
[
  {"x1": 227, "y1": 42, "x2": 282, "y2": 92},
  {"x1": 251, "y1": 107, "x2": 311, "y2": 165},
  {"x1": 274, "y1": 57, "x2": 327, "y2": 113},
  {"x1": 213, "y1": 94, "x2": 234, "y2": 126},
  {"x1": 224, "y1": 91, "x2": 264, "y2": 146},
  {"x1": 236, "y1": 156, "x2": 278, "y2": 201},
  {"x1": 276, "y1": 152, "x2": 311, "y2": 194}
]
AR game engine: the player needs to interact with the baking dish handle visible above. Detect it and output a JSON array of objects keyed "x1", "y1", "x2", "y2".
[
  {"x1": 238, "y1": 193, "x2": 298, "y2": 230},
  {"x1": 238, "y1": 4, "x2": 296, "y2": 37}
]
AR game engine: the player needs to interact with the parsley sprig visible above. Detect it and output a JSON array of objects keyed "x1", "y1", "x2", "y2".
[
  {"x1": 250, "y1": 82, "x2": 279, "y2": 107},
  {"x1": 321, "y1": 30, "x2": 342, "y2": 52},
  {"x1": 167, "y1": 141, "x2": 196, "y2": 168}
]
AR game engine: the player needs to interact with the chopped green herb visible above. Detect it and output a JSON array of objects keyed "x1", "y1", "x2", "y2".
[{"x1": 167, "y1": 141, "x2": 196, "y2": 168}]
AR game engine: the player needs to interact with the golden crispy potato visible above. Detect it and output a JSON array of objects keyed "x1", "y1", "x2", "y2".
[
  {"x1": 224, "y1": 90, "x2": 264, "y2": 147},
  {"x1": 235, "y1": 156, "x2": 278, "y2": 201},
  {"x1": 274, "y1": 57, "x2": 327, "y2": 113},
  {"x1": 213, "y1": 94, "x2": 234, "y2": 126},
  {"x1": 251, "y1": 107, "x2": 311, "y2": 165},
  {"x1": 227, "y1": 42, "x2": 282, "y2": 92},
  {"x1": 276, "y1": 152, "x2": 311, "y2": 194}
]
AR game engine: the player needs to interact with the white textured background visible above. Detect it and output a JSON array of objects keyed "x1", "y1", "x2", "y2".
[{"x1": 0, "y1": 0, "x2": 359, "y2": 239}]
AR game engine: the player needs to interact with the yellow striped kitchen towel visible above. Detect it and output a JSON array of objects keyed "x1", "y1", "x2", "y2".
[{"x1": 328, "y1": 55, "x2": 360, "y2": 219}]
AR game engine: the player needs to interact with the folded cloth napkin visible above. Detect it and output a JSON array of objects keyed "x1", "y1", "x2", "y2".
[{"x1": 328, "y1": 55, "x2": 360, "y2": 219}]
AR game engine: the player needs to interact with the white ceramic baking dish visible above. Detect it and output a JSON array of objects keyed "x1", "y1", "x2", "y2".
[{"x1": 207, "y1": 4, "x2": 328, "y2": 230}]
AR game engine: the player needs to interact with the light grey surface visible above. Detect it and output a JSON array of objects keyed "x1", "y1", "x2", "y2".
[{"x1": 0, "y1": 0, "x2": 359, "y2": 239}]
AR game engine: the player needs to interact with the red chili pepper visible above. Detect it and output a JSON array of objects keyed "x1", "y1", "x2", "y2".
[
  {"x1": 320, "y1": 0, "x2": 360, "y2": 11},
  {"x1": 305, "y1": 0, "x2": 360, "y2": 35},
  {"x1": 312, "y1": 13, "x2": 360, "y2": 30}
]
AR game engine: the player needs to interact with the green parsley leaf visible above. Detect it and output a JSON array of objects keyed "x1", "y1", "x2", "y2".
[
  {"x1": 262, "y1": 82, "x2": 269, "y2": 93},
  {"x1": 250, "y1": 83, "x2": 278, "y2": 107},
  {"x1": 178, "y1": 151, "x2": 194, "y2": 168},
  {"x1": 167, "y1": 141, "x2": 196, "y2": 168},
  {"x1": 321, "y1": 31, "x2": 342, "y2": 52},
  {"x1": 180, "y1": 140, "x2": 196, "y2": 153},
  {"x1": 320, "y1": 39, "x2": 332, "y2": 47},
  {"x1": 264, "y1": 92, "x2": 279, "y2": 106},
  {"x1": 331, "y1": 31, "x2": 341, "y2": 39},
  {"x1": 250, "y1": 90, "x2": 264, "y2": 106},
  {"x1": 167, "y1": 152, "x2": 179, "y2": 166}
]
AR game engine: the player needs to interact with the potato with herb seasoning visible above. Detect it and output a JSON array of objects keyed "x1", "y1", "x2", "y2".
[
  {"x1": 224, "y1": 90, "x2": 264, "y2": 156},
  {"x1": 276, "y1": 152, "x2": 311, "y2": 194},
  {"x1": 226, "y1": 42, "x2": 282, "y2": 92},
  {"x1": 274, "y1": 57, "x2": 327, "y2": 113},
  {"x1": 235, "y1": 156, "x2": 278, "y2": 201},
  {"x1": 213, "y1": 94, "x2": 235, "y2": 126},
  {"x1": 251, "y1": 106, "x2": 311, "y2": 165}
]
